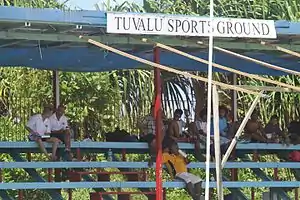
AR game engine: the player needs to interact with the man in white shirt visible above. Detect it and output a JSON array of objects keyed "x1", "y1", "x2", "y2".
[
  {"x1": 27, "y1": 105, "x2": 61, "y2": 161},
  {"x1": 49, "y1": 104, "x2": 71, "y2": 152}
]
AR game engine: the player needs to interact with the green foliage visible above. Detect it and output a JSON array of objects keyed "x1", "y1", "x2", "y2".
[
  {"x1": 1, "y1": 0, "x2": 300, "y2": 199},
  {"x1": 0, "y1": 0, "x2": 68, "y2": 8},
  {"x1": 145, "y1": 0, "x2": 300, "y2": 20}
]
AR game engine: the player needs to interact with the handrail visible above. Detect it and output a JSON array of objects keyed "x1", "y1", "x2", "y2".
[
  {"x1": 1, "y1": 181, "x2": 300, "y2": 189},
  {"x1": 0, "y1": 161, "x2": 299, "y2": 169},
  {"x1": 0, "y1": 142, "x2": 298, "y2": 150}
]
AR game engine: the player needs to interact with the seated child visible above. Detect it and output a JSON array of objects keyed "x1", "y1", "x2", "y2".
[
  {"x1": 162, "y1": 140, "x2": 202, "y2": 200},
  {"x1": 264, "y1": 115, "x2": 283, "y2": 143}
]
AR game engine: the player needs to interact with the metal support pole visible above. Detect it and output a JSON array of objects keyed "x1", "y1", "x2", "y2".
[
  {"x1": 18, "y1": 190, "x2": 23, "y2": 200},
  {"x1": 205, "y1": 0, "x2": 215, "y2": 197},
  {"x1": 26, "y1": 153, "x2": 31, "y2": 162},
  {"x1": 230, "y1": 73, "x2": 238, "y2": 121},
  {"x1": 251, "y1": 152, "x2": 259, "y2": 200},
  {"x1": 0, "y1": 169, "x2": 2, "y2": 183},
  {"x1": 213, "y1": 85, "x2": 223, "y2": 200},
  {"x1": 68, "y1": 189, "x2": 72, "y2": 200},
  {"x1": 221, "y1": 93, "x2": 262, "y2": 168},
  {"x1": 48, "y1": 168, "x2": 53, "y2": 182},
  {"x1": 52, "y1": 70, "x2": 60, "y2": 108},
  {"x1": 52, "y1": 70, "x2": 61, "y2": 186},
  {"x1": 229, "y1": 74, "x2": 238, "y2": 181},
  {"x1": 154, "y1": 47, "x2": 163, "y2": 200},
  {"x1": 122, "y1": 149, "x2": 126, "y2": 161}
]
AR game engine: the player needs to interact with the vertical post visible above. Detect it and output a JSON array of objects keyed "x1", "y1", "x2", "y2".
[
  {"x1": 295, "y1": 188, "x2": 299, "y2": 200},
  {"x1": 251, "y1": 152, "x2": 258, "y2": 200},
  {"x1": 52, "y1": 70, "x2": 61, "y2": 185},
  {"x1": 230, "y1": 73, "x2": 238, "y2": 121},
  {"x1": 205, "y1": 0, "x2": 215, "y2": 198},
  {"x1": 52, "y1": 70, "x2": 60, "y2": 108},
  {"x1": 122, "y1": 149, "x2": 126, "y2": 161},
  {"x1": 230, "y1": 74, "x2": 238, "y2": 181},
  {"x1": 18, "y1": 190, "x2": 23, "y2": 200},
  {"x1": 154, "y1": 47, "x2": 163, "y2": 200},
  {"x1": 48, "y1": 168, "x2": 53, "y2": 182},
  {"x1": 26, "y1": 153, "x2": 31, "y2": 162},
  {"x1": 274, "y1": 168, "x2": 278, "y2": 180},
  {"x1": 0, "y1": 169, "x2": 2, "y2": 183},
  {"x1": 68, "y1": 189, "x2": 72, "y2": 200},
  {"x1": 76, "y1": 148, "x2": 82, "y2": 161},
  {"x1": 213, "y1": 85, "x2": 223, "y2": 200}
]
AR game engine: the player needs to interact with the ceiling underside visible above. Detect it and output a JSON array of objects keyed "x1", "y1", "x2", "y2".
[{"x1": 1, "y1": 6, "x2": 300, "y2": 75}]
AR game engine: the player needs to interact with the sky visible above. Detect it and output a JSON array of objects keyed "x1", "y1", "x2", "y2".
[{"x1": 59, "y1": 0, "x2": 144, "y2": 10}]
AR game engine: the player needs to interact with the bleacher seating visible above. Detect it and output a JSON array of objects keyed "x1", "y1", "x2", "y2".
[{"x1": 1, "y1": 141, "x2": 300, "y2": 200}]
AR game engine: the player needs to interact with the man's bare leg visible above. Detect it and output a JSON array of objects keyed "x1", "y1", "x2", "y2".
[
  {"x1": 186, "y1": 182, "x2": 197, "y2": 199},
  {"x1": 64, "y1": 130, "x2": 71, "y2": 151},
  {"x1": 46, "y1": 137, "x2": 61, "y2": 161},
  {"x1": 194, "y1": 182, "x2": 202, "y2": 199},
  {"x1": 36, "y1": 138, "x2": 51, "y2": 160}
]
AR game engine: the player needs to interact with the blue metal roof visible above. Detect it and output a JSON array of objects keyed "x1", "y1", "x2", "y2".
[{"x1": 1, "y1": 6, "x2": 300, "y2": 75}]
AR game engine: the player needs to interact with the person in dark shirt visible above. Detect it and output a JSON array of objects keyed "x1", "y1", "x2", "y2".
[
  {"x1": 244, "y1": 111, "x2": 267, "y2": 142},
  {"x1": 264, "y1": 115, "x2": 283, "y2": 143}
]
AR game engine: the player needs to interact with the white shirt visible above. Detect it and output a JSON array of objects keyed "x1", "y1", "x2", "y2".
[
  {"x1": 27, "y1": 114, "x2": 51, "y2": 136},
  {"x1": 141, "y1": 115, "x2": 156, "y2": 135},
  {"x1": 177, "y1": 119, "x2": 186, "y2": 136},
  {"x1": 196, "y1": 120, "x2": 207, "y2": 134},
  {"x1": 49, "y1": 113, "x2": 68, "y2": 131}
]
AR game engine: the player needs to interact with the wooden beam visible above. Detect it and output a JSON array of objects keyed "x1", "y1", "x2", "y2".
[
  {"x1": 237, "y1": 85, "x2": 296, "y2": 92},
  {"x1": 81, "y1": 36, "x2": 260, "y2": 95},
  {"x1": 142, "y1": 39, "x2": 300, "y2": 92}
]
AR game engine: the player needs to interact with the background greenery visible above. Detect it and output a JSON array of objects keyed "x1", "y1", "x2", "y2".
[{"x1": 0, "y1": 0, "x2": 300, "y2": 199}]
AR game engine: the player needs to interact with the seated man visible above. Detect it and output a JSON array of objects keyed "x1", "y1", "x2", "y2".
[
  {"x1": 162, "y1": 140, "x2": 202, "y2": 200},
  {"x1": 26, "y1": 105, "x2": 61, "y2": 161},
  {"x1": 167, "y1": 109, "x2": 187, "y2": 141},
  {"x1": 195, "y1": 109, "x2": 208, "y2": 135},
  {"x1": 49, "y1": 104, "x2": 71, "y2": 155},
  {"x1": 288, "y1": 121, "x2": 300, "y2": 144},
  {"x1": 264, "y1": 115, "x2": 283, "y2": 143},
  {"x1": 244, "y1": 111, "x2": 267, "y2": 142},
  {"x1": 138, "y1": 105, "x2": 166, "y2": 165},
  {"x1": 211, "y1": 106, "x2": 229, "y2": 138},
  {"x1": 138, "y1": 105, "x2": 157, "y2": 143},
  {"x1": 210, "y1": 106, "x2": 231, "y2": 146}
]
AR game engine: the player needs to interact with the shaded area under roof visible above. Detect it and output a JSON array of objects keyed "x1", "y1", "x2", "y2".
[
  {"x1": 1, "y1": 6, "x2": 300, "y2": 75},
  {"x1": 1, "y1": 47, "x2": 299, "y2": 76}
]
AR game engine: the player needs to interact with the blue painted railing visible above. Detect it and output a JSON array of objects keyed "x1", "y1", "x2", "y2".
[
  {"x1": 0, "y1": 161, "x2": 299, "y2": 169},
  {"x1": 1, "y1": 181, "x2": 300, "y2": 190}
]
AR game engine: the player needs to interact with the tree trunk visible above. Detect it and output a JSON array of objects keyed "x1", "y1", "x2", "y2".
[{"x1": 192, "y1": 74, "x2": 205, "y2": 120}]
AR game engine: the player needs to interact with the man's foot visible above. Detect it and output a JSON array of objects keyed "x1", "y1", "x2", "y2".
[
  {"x1": 148, "y1": 160, "x2": 154, "y2": 167},
  {"x1": 51, "y1": 155, "x2": 57, "y2": 161},
  {"x1": 62, "y1": 149, "x2": 73, "y2": 161}
]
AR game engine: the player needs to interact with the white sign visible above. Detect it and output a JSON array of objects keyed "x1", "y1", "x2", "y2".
[{"x1": 107, "y1": 12, "x2": 277, "y2": 39}]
